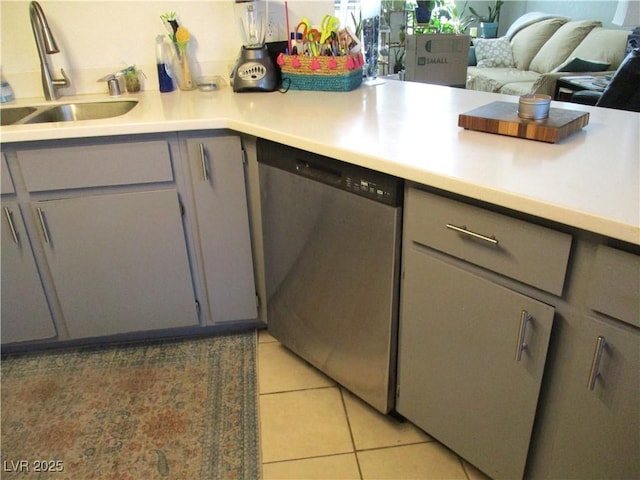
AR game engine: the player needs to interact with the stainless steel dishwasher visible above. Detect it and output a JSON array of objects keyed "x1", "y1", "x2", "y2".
[{"x1": 258, "y1": 139, "x2": 403, "y2": 413}]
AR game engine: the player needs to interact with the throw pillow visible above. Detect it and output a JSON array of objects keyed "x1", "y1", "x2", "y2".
[
  {"x1": 529, "y1": 20, "x2": 602, "y2": 73},
  {"x1": 554, "y1": 57, "x2": 611, "y2": 72},
  {"x1": 475, "y1": 37, "x2": 515, "y2": 68},
  {"x1": 468, "y1": 47, "x2": 477, "y2": 66}
]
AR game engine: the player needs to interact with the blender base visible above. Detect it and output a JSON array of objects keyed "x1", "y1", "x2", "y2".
[{"x1": 231, "y1": 46, "x2": 278, "y2": 92}]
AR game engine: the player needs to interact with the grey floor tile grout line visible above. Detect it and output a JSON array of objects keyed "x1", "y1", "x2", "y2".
[{"x1": 339, "y1": 386, "x2": 364, "y2": 480}]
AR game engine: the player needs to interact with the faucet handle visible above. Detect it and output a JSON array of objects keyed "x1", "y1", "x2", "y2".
[{"x1": 52, "y1": 67, "x2": 70, "y2": 88}]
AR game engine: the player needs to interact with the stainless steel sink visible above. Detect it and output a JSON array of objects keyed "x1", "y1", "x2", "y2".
[
  {"x1": 1, "y1": 106, "x2": 38, "y2": 126},
  {"x1": 0, "y1": 100, "x2": 138, "y2": 125},
  {"x1": 25, "y1": 101, "x2": 138, "y2": 123}
]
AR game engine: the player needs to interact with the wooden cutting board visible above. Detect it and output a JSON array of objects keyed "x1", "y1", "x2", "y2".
[{"x1": 458, "y1": 101, "x2": 589, "y2": 143}]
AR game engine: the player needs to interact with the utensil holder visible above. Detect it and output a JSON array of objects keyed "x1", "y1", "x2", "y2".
[
  {"x1": 171, "y1": 41, "x2": 196, "y2": 91},
  {"x1": 278, "y1": 53, "x2": 364, "y2": 92}
]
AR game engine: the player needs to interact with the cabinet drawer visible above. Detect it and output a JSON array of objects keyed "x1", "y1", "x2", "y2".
[
  {"x1": 1, "y1": 154, "x2": 14, "y2": 194},
  {"x1": 405, "y1": 187, "x2": 572, "y2": 295},
  {"x1": 588, "y1": 245, "x2": 640, "y2": 327},
  {"x1": 17, "y1": 140, "x2": 174, "y2": 191}
]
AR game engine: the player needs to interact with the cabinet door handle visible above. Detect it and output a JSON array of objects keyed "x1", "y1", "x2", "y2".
[
  {"x1": 36, "y1": 207, "x2": 51, "y2": 244},
  {"x1": 199, "y1": 143, "x2": 209, "y2": 182},
  {"x1": 587, "y1": 336, "x2": 607, "y2": 390},
  {"x1": 446, "y1": 223, "x2": 499, "y2": 245},
  {"x1": 514, "y1": 310, "x2": 530, "y2": 361},
  {"x1": 3, "y1": 207, "x2": 19, "y2": 244}
]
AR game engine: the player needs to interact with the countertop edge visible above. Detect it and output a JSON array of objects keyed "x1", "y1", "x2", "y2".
[
  {"x1": 2, "y1": 88, "x2": 639, "y2": 246},
  {"x1": 230, "y1": 119, "x2": 639, "y2": 246}
]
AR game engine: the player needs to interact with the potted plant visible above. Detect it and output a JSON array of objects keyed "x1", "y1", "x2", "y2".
[
  {"x1": 468, "y1": 0, "x2": 503, "y2": 38},
  {"x1": 430, "y1": 0, "x2": 472, "y2": 34},
  {"x1": 350, "y1": 10, "x2": 362, "y2": 38},
  {"x1": 415, "y1": 1, "x2": 435, "y2": 24},
  {"x1": 122, "y1": 65, "x2": 145, "y2": 93},
  {"x1": 393, "y1": 47, "x2": 405, "y2": 73},
  {"x1": 409, "y1": 0, "x2": 472, "y2": 35}
]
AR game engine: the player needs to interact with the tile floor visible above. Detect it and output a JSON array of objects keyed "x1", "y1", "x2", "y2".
[{"x1": 257, "y1": 329, "x2": 491, "y2": 480}]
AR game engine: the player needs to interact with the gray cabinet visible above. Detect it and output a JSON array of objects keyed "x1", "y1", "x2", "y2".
[
  {"x1": 527, "y1": 314, "x2": 639, "y2": 479},
  {"x1": 33, "y1": 190, "x2": 197, "y2": 338},
  {"x1": 1, "y1": 154, "x2": 56, "y2": 343},
  {"x1": 1, "y1": 200, "x2": 56, "y2": 343},
  {"x1": 398, "y1": 186, "x2": 639, "y2": 480},
  {"x1": 2, "y1": 132, "x2": 259, "y2": 347},
  {"x1": 527, "y1": 245, "x2": 640, "y2": 479},
  {"x1": 398, "y1": 248, "x2": 554, "y2": 479},
  {"x1": 183, "y1": 134, "x2": 257, "y2": 323},
  {"x1": 2, "y1": 137, "x2": 199, "y2": 343},
  {"x1": 398, "y1": 186, "x2": 570, "y2": 479}
]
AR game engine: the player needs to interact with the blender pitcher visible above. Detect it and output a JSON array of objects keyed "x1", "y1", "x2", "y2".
[{"x1": 236, "y1": 0, "x2": 267, "y2": 47}]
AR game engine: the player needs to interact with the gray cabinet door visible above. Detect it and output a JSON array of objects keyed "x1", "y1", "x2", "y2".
[
  {"x1": 33, "y1": 190, "x2": 197, "y2": 338},
  {"x1": 397, "y1": 248, "x2": 554, "y2": 480},
  {"x1": 185, "y1": 135, "x2": 257, "y2": 323},
  {"x1": 527, "y1": 315, "x2": 640, "y2": 479},
  {"x1": 1, "y1": 201, "x2": 56, "y2": 343}
]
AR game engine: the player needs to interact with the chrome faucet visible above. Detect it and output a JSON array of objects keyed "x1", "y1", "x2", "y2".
[{"x1": 29, "y1": 1, "x2": 70, "y2": 100}]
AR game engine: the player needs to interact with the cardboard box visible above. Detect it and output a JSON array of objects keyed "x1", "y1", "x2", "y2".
[{"x1": 405, "y1": 34, "x2": 470, "y2": 87}]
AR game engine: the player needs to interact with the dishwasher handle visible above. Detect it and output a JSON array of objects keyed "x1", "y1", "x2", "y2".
[{"x1": 296, "y1": 159, "x2": 342, "y2": 186}]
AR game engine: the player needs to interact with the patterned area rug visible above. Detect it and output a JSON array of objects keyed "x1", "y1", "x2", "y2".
[{"x1": 1, "y1": 331, "x2": 259, "y2": 479}]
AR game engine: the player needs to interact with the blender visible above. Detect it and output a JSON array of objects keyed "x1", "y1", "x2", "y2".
[{"x1": 231, "y1": 0, "x2": 278, "y2": 92}]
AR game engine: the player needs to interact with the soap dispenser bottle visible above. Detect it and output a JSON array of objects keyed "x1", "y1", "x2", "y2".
[{"x1": 156, "y1": 35, "x2": 174, "y2": 93}]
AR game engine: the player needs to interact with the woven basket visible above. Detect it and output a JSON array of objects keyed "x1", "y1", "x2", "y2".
[{"x1": 278, "y1": 54, "x2": 363, "y2": 92}]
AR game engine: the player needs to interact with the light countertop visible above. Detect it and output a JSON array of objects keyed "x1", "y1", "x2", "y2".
[{"x1": 1, "y1": 80, "x2": 638, "y2": 245}]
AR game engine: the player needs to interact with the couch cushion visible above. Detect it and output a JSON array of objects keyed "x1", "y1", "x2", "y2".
[
  {"x1": 505, "y1": 12, "x2": 569, "y2": 39},
  {"x1": 499, "y1": 82, "x2": 536, "y2": 96},
  {"x1": 466, "y1": 66, "x2": 540, "y2": 93},
  {"x1": 569, "y1": 28, "x2": 629, "y2": 70},
  {"x1": 475, "y1": 37, "x2": 515, "y2": 68},
  {"x1": 527, "y1": 71, "x2": 608, "y2": 97},
  {"x1": 529, "y1": 20, "x2": 602, "y2": 73},
  {"x1": 510, "y1": 18, "x2": 568, "y2": 71}
]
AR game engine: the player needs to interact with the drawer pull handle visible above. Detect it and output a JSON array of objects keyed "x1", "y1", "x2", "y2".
[
  {"x1": 515, "y1": 310, "x2": 530, "y2": 361},
  {"x1": 446, "y1": 223, "x2": 499, "y2": 245},
  {"x1": 199, "y1": 143, "x2": 209, "y2": 182},
  {"x1": 587, "y1": 336, "x2": 607, "y2": 390},
  {"x1": 36, "y1": 207, "x2": 51, "y2": 244},
  {"x1": 3, "y1": 207, "x2": 19, "y2": 244}
]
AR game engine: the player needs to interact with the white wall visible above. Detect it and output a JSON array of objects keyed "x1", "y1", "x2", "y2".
[
  {"x1": 1, "y1": 0, "x2": 333, "y2": 99},
  {"x1": 459, "y1": 1, "x2": 624, "y2": 37},
  {"x1": 3, "y1": 0, "x2": 625, "y2": 99},
  {"x1": 499, "y1": 0, "x2": 624, "y2": 36}
]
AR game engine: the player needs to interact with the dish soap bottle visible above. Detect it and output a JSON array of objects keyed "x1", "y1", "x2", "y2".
[{"x1": 156, "y1": 35, "x2": 174, "y2": 93}]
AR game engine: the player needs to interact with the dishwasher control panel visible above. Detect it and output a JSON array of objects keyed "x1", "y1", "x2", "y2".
[
  {"x1": 258, "y1": 138, "x2": 403, "y2": 207},
  {"x1": 345, "y1": 176, "x2": 395, "y2": 204}
]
